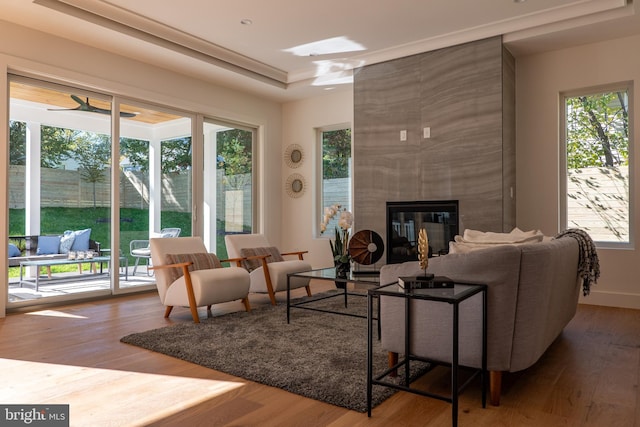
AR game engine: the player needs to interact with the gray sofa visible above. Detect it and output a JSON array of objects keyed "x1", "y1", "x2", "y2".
[{"x1": 379, "y1": 235, "x2": 580, "y2": 405}]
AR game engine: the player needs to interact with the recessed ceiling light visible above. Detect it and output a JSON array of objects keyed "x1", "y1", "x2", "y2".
[
  {"x1": 514, "y1": 0, "x2": 527, "y2": 3},
  {"x1": 240, "y1": 19, "x2": 253, "y2": 25}
]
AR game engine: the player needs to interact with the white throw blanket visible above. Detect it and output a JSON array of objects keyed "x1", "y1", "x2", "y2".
[
  {"x1": 459, "y1": 227, "x2": 544, "y2": 244},
  {"x1": 449, "y1": 227, "x2": 545, "y2": 253}
]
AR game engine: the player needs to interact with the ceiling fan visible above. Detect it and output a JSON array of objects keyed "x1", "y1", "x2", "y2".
[{"x1": 48, "y1": 95, "x2": 137, "y2": 118}]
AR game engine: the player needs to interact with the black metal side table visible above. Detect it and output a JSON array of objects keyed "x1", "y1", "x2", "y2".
[{"x1": 367, "y1": 282, "x2": 487, "y2": 426}]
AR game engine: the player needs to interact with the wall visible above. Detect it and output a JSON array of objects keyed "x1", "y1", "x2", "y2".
[
  {"x1": 0, "y1": 20, "x2": 283, "y2": 316},
  {"x1": 353, "y1": 36, "x2": 516, "y2": 261},
  {"x1": 281, "y1": 90, "x2": 353, "y2": 269},
  {"x1": 516, "y1": 33, "x2": 640, "y2": 309}
]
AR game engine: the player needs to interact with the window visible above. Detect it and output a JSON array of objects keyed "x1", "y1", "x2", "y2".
[
  {"x1": 203, "y1": 119, "x2": 255, "y2": 258},
  {"x1": 318, "y1": 125, "x2": 352, "y2": 235},
  {"x1": 561, "y1": 83, "x2": 633, "y2": 245},
  {"x1": 8, "y1": 76, "x2": 195, "y2": 305}
]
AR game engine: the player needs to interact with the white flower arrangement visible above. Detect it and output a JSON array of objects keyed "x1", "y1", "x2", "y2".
[{"x1": 320, "y1": 204, "x2": 353, "y2": 264}]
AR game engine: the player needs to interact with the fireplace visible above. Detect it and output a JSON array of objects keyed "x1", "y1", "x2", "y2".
[{"x1": 386, "y1": 200, "x2": 459, "y2": 264}]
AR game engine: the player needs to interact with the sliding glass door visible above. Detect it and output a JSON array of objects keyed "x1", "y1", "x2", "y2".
[
  {"x1": 118, "y1": 101, "x2": 192, "y2": 286},
  {"x1": 202, "y1": 119, "x2": 254, "y2": 258},
  {"x1": 7, "y1": 76, "x2": 195, "y2": 305},
  {"x1": 8, "y1": 77, "x2": 113, "y2": 304},
  {"x1": 6, "y1": 74, "x2": 260, "y2": 308}
]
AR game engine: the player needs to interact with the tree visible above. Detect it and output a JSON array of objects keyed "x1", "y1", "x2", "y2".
[
  {"x1": 40, "y1": 126, "x2": 76, "y2": 168},
  {"x1": 216, "y1": 129, "x2": 252, "y2": 189},
  {"x1": 72, "y1": 133, "x2": 111, "y2": 208},
  {"x1": 322, "y1": 128, "x2": 351, "y2": 179},
  {"x1": 9, "y1": 120, "x2": 26, "y2": 165},
  {"x1": 566, "y1": 92, "x2": 628, "y2": 168},
  {"x1": 161, "y1": 137, "x2": 192, "y2": 173},
  {"x1": 120, "y1": 138, "x2": 149, "y2": 171},
  {"x1": 9, "y1": 122, "x2": 76, "y2": 167}
]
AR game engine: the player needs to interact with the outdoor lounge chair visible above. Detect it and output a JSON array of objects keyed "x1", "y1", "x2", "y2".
[{"x1": 130, "y1": 228, "x2": 181, "y2": 275}]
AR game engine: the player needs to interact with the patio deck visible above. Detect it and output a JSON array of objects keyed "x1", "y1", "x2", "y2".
[{"x1": 8, "y1": 265, "x2": 156, "y2": 303}]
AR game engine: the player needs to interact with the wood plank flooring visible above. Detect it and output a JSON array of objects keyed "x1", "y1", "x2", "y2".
[{"x1": 1, "y1": 284, "x2": 640, "y2": 426}]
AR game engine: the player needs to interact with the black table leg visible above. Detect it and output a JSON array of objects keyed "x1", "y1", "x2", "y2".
[
  {"x1": 452, "y1": 302, "x2": 459, "y2": 427},
  {"x1": 286, "y1": 274, "x2": 291, "y2": 324},
  {"x1": 367, "y1": 293, "x2": 374, "y2": 417}
]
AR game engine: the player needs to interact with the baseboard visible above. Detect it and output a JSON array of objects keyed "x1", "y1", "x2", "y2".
[{"x1": 579, "y1": 290, "x2": 640, "y2": 310}]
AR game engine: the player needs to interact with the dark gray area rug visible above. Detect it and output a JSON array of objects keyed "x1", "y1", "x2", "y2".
[{"x1": 120, "y1": 290, "x2": 428, "y2": 413}]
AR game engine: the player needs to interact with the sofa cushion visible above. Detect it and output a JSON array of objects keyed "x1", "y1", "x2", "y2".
[
  {"x1": 70, "y1": 228, "x2": 91, "y2": 251},
  {"x1": 164, "y1": 252, "x2": 222, "y2": 284},
  {"x1": 449, "y1": 228, "x2": 545, "y2": 253},
  {"x1": 59, "y1": 231, "x2": 76, "y2": 254},
  {"x1": 239, "y1": 246, "x2": 284, "y2": 272},
  {"x1": 37, "y1": 235, "x2": 61, "y2": 255},
  {"x1": 8, "y1": 243, "x2": 21, "y2": 257},
  {"x1": 461, "y1": 227, "x2": 543, "y2": 244}
]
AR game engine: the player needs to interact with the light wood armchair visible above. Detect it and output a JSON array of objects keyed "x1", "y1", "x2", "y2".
[
  {"x1": 224, "y1": 234, "x2": 313, "y2": 305},
  {"x1": 150, "y1": 236, "x2": 251, "y2": 323}
]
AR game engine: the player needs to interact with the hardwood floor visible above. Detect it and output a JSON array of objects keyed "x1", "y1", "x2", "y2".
[{"x1": 1, "y1": 285, "x2": 640, "y2": 426}]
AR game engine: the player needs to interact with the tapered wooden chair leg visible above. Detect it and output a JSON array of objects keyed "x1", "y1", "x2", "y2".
[{"x1": 164, "y1": 306, "x2": 173, "y2": 318}]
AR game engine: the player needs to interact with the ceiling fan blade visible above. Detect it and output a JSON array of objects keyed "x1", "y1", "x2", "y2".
[
  {"x1": 88, "y1": 106, "x2": 137, "y2": 118},
  {"x1": 48, "y1": 95, "x2": 138, "y2": 118},
  {"x1": 47, "y1": 107, "x2": 80, "y2": 111},
  {"x1": 88, "y1": 106, "x2": 113, "y2": 115},
  {"x1": 70, "y1": 94, "x2": 87, "y2": 107}
]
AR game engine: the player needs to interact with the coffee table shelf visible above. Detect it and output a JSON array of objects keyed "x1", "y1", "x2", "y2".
[{"x1": 286, "y1": 267, "x2": 381, "y2": 324}]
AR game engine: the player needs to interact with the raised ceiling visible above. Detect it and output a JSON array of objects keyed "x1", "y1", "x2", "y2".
[{"x1": 1, "y1": 0, "x2": 639, "y2": 102}]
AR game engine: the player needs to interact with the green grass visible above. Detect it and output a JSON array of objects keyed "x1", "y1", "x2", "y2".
[{"x1": 8, "y1": 207, "x2": 193, "y2": 277}]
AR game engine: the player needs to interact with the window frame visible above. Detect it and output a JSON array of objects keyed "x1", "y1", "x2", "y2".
[
  {"x1": 315, "y1": 123, "x2": 352, "y2": 238},
  {"x1": 559, "y1": 81, "x2": 634, "y2": 249}
]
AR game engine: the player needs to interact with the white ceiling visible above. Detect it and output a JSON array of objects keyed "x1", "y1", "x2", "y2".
[{"x1": 1, "y1": 0, "x2": 639, "y2": 102}]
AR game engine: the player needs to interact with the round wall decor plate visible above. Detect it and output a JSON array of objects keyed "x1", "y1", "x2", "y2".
[
  {"x1": 348, "y1": 230, "x2": 384, "y2": 265},
  {"x1": 285, "y1": 173, "x2": 306, "y2": 198},
  {"x1": 284, "y1": 144, "x2": 304, "y2": 168}
]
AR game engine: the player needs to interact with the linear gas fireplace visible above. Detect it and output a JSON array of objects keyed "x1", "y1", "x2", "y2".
[{"x1": 386, "y1": 200, "x2": 459, "y2": 264}]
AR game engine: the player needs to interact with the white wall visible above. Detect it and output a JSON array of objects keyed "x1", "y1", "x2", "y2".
[
  {"x1": 281, "y1": 90, "x2": 353, "y2": 269},
  {"x1": 516, "y1": 33, "x2": 640, "y2": 309},
  {"x1": 0, "y1": 20, "x2": 283, "y2": 316}
]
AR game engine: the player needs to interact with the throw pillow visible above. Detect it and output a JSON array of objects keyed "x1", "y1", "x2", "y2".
[
  {"x1": 70, "y1": 228, "x2": 91, "y2": 251},
  {"x1": 59, "y1": 231, "x2": 76, "y2": 254},
  {"x1": 163, "y1": 252, "x2": 222, "y2": 284},
  {"x1": 36, "y1": 235, "x2": 61, "y2": 255},
  {"x1": 8, "y1": 243, "x2": 21, "y2": 257},
  {"x1": 239, "y1": 246, "x2": 284, "y2": 272}
]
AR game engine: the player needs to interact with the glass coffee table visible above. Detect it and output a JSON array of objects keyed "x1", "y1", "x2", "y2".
[{"x1": 286, "y1": 267, "x2": 381, "y2": 324}]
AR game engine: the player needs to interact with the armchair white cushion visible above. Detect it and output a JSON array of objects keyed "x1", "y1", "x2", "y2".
[
  {"x1": 225, "y1": 233, "x2": 312, "y2": 305},
  {"x1": 150, "y1": 236, "x2": 250, "y2": 323}
]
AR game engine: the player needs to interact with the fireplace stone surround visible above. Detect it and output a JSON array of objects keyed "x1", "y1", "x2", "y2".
[{"x1": 353, "y1": 35, "x2": 515, "y2": 264}]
